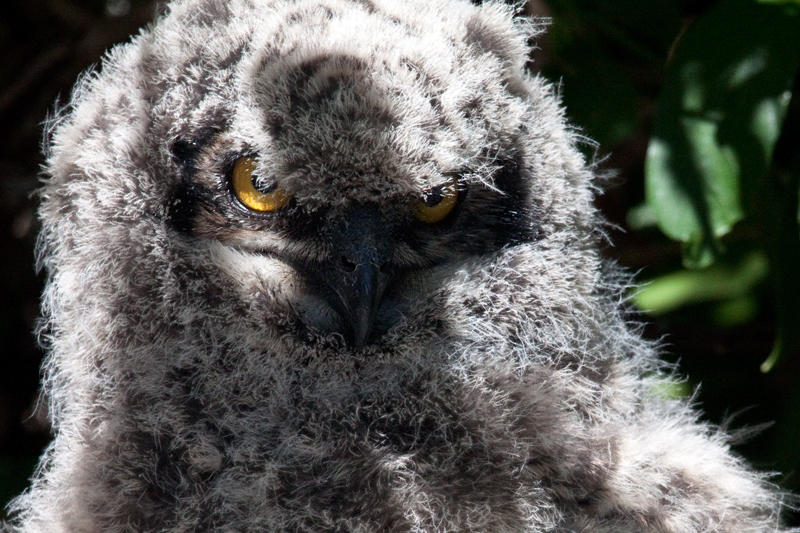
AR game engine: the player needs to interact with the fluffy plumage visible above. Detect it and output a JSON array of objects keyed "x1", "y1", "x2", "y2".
[{"x1": 6, "y1": 0, "x2": 794, "y2": 530}]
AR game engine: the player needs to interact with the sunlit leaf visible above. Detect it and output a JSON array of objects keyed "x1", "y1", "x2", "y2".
[
  {"x1": 645, "y1": 0, "x2": 800, "y2": 267},
  {"x1": 751, "y1": 92, "x2": 792, "y2": 164},
  {"x1": 633, "y1": 251, "x2": 769, "y2": 315},
  {"x1": 650, "y1": 379, "x2": 692, "y2": 400},
  {"x1": 626, "y1": 202, "x2": 659, "y2": 230}
]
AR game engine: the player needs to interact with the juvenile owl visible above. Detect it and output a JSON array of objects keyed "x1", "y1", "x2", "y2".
[{"x1": 6, "y1": 0, "x2": 795, "y2": 531}]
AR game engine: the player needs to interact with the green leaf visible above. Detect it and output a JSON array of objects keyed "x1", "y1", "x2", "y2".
[
  {"x1": 633, "y1": 251, "x2": 769, "y2": 315},
  {"x1": 626, "y1": 202, "x2": 659, "y2": 230},
  {"x1": 645, "y1": 0, "x2": 800, "y2": 267},
  {"x1": 650, "y1": 379, "x2": 692, "y2": 400},
  {"x1": 760, "y1": 76, "x2": 800, "y2": 372},
  {"x1": 711, "y1": 294, "x2": 760, "y2": 326}
]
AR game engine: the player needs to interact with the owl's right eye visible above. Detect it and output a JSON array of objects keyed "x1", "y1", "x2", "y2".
[
  {"x1": 230, "y1": 156, "x2": 290, "y2": 213},
  {"x1": 414, "y1": 175, "x2": 460, "y2": 224}
]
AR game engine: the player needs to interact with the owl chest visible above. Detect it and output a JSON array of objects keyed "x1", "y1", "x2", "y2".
[
  {"x1": 115, "y1": 384, "x2": 569, "y2": 531},
  {"x1": 258, "y1": 402, "x2": 551, "y2": 531}
]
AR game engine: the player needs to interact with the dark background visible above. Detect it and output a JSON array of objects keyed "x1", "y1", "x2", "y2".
[{"x1": 1, "y1": 0, "x2": 798, "y2": 525}]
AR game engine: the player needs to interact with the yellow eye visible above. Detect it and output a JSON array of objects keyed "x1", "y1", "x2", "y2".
[
  {"x1": 414, "y1": 175, "x2": 460, "y2": 224},
  {"x1": 230, "y1": 156, "x2": 289, "y2": 212}
]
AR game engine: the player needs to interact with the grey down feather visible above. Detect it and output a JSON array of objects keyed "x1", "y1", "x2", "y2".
[{"x1": 5, "y1": 0, "x2": 796, "y2": 531}]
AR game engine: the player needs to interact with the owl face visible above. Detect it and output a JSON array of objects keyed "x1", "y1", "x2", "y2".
[
  {"x1": 39, "y1": 0, "x2": 594, "y2": 368},
  {"x1": 168, "y1": 134, "x2": 535, "y2": 349},
  {"x1": 95, "y1": 0, "x2": 564, "y2": 355}
]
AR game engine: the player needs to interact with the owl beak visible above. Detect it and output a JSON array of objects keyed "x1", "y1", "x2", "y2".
[
  {"x1": 338, "y1": 259, "x2": 386, "y2": 350},
  {"x1": 316, "y1": 205, "x2": 395, "y2": 350}
]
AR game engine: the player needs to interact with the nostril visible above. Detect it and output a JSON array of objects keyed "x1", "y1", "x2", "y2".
[
  {"x1": 379, "y1": 262, "x2": 389, "y2": 274},
  {"x1": 341, "y1": 255, "x2": 356, "y2": 272}
]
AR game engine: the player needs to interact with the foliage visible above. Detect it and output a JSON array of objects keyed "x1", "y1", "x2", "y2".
[
  {"x1": 642, "y1": 0, "x2": 800, "y2": 373},
  {"x1": 540, "y1": 0, "x2": 800, "y2": 524}
]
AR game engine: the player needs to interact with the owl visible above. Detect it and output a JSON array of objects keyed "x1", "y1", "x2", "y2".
[{"x1": 5, "y1": 0, "x2": 794, "y2": 531}]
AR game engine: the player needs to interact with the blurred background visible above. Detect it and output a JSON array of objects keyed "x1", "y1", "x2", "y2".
[{"x1": 1, "y1": 0, "x2": 798, "y2": 526}]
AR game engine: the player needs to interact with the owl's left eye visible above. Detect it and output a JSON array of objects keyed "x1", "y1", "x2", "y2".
[
  {"x1": 230, "y1": 156, "x2": 290, "y2": 213},
  {"x1": 414, "y1": 176, "x2": 460, "y2": 224}
]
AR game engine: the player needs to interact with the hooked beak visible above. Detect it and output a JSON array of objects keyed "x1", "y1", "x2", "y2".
[{"x1": 309, "y1": 204, "x2": 397, "y2": 350}]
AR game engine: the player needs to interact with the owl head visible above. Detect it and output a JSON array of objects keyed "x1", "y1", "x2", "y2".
[{"x1": 39, "y1": 0, "x2": 598, "y2": 370}]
